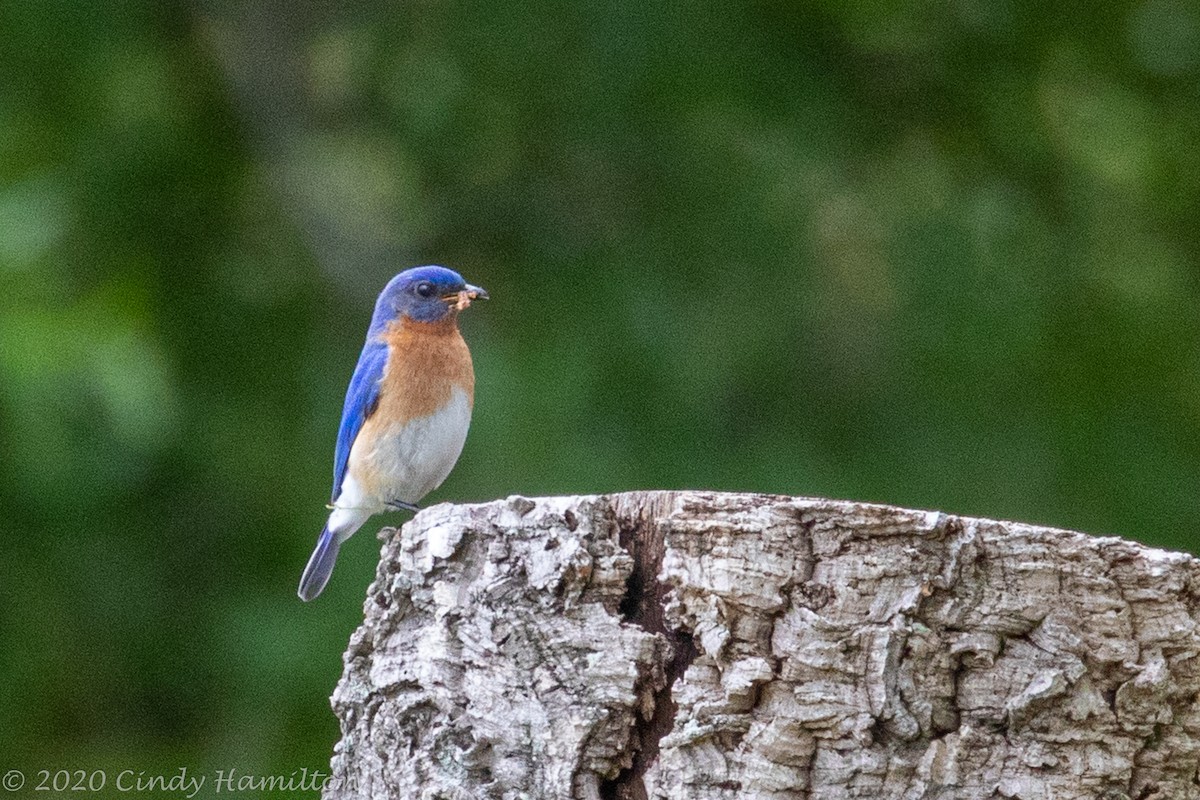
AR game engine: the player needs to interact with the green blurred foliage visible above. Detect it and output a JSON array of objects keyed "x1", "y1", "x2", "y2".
[{"x1": 2, "y1": 0, "x2": 1198, "y2": 784}]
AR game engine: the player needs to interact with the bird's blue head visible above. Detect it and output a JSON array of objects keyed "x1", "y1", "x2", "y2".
[{"x1": 370, "y1": 266, "x2": 488, "y2": 332}]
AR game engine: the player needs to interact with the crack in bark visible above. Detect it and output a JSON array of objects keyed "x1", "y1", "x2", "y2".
[{"x1": 600, "y1": 511, "x2": 698, "y2": 800}]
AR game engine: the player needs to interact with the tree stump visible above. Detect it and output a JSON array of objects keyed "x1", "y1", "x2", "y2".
[{"x1": 324, "y1": 492, "x2": 1200, "y2": 799}]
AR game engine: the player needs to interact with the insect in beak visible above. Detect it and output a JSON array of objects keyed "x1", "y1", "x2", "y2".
[{"x1": 443, "y1": 284, "x2": 489, "y2": 311}]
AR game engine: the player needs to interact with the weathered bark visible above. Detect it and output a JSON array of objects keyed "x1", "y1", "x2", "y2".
[{"x1": 324, "y1": 492, "x2": 1200, "y2": 799}]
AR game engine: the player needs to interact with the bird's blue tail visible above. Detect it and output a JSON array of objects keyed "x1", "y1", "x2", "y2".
[{"x1": 298, "y1": 527, "x2": 341, "y2": 601}]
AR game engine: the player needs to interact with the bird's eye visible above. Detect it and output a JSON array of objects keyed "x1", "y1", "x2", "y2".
[{"x1": 415, "y1": 281, "x2": 435, "y2": 298}]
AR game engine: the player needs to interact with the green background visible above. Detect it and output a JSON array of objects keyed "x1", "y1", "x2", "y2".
[{"x1": 3, "y1": 0, "x2": 1197, "y2": 788}]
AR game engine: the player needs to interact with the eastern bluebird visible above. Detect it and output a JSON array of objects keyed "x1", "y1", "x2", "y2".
[{"x1": 298, "y1": 266, "x2": 487, "y2": 601}]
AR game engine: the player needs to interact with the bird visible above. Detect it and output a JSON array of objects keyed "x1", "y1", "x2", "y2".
[{"x1": 298, "y1": 266, "x2": 488, "y2": 601}]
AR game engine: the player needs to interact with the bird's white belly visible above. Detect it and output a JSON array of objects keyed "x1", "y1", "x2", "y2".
[{"x1": 342, "y1": 387, "x2": 473, "y2": 514}]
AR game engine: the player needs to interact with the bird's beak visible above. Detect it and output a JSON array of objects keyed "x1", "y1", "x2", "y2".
[{"x1": 444, "y1": 284, "x2": 488, "y2": 311}]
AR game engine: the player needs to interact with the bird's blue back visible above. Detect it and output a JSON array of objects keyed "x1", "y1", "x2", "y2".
[{"x1": 330, "y1": 338, "x2": 388, "y2": 503}]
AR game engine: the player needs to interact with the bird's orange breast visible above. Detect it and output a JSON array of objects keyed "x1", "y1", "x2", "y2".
[{"x1": 374, "y1": 315, "x2": 475, "y2": 426}]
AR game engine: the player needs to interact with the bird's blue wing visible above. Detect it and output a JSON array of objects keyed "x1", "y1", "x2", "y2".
[{"x1": 330, "y1": 339, "x2": 389, "y2": 503}]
